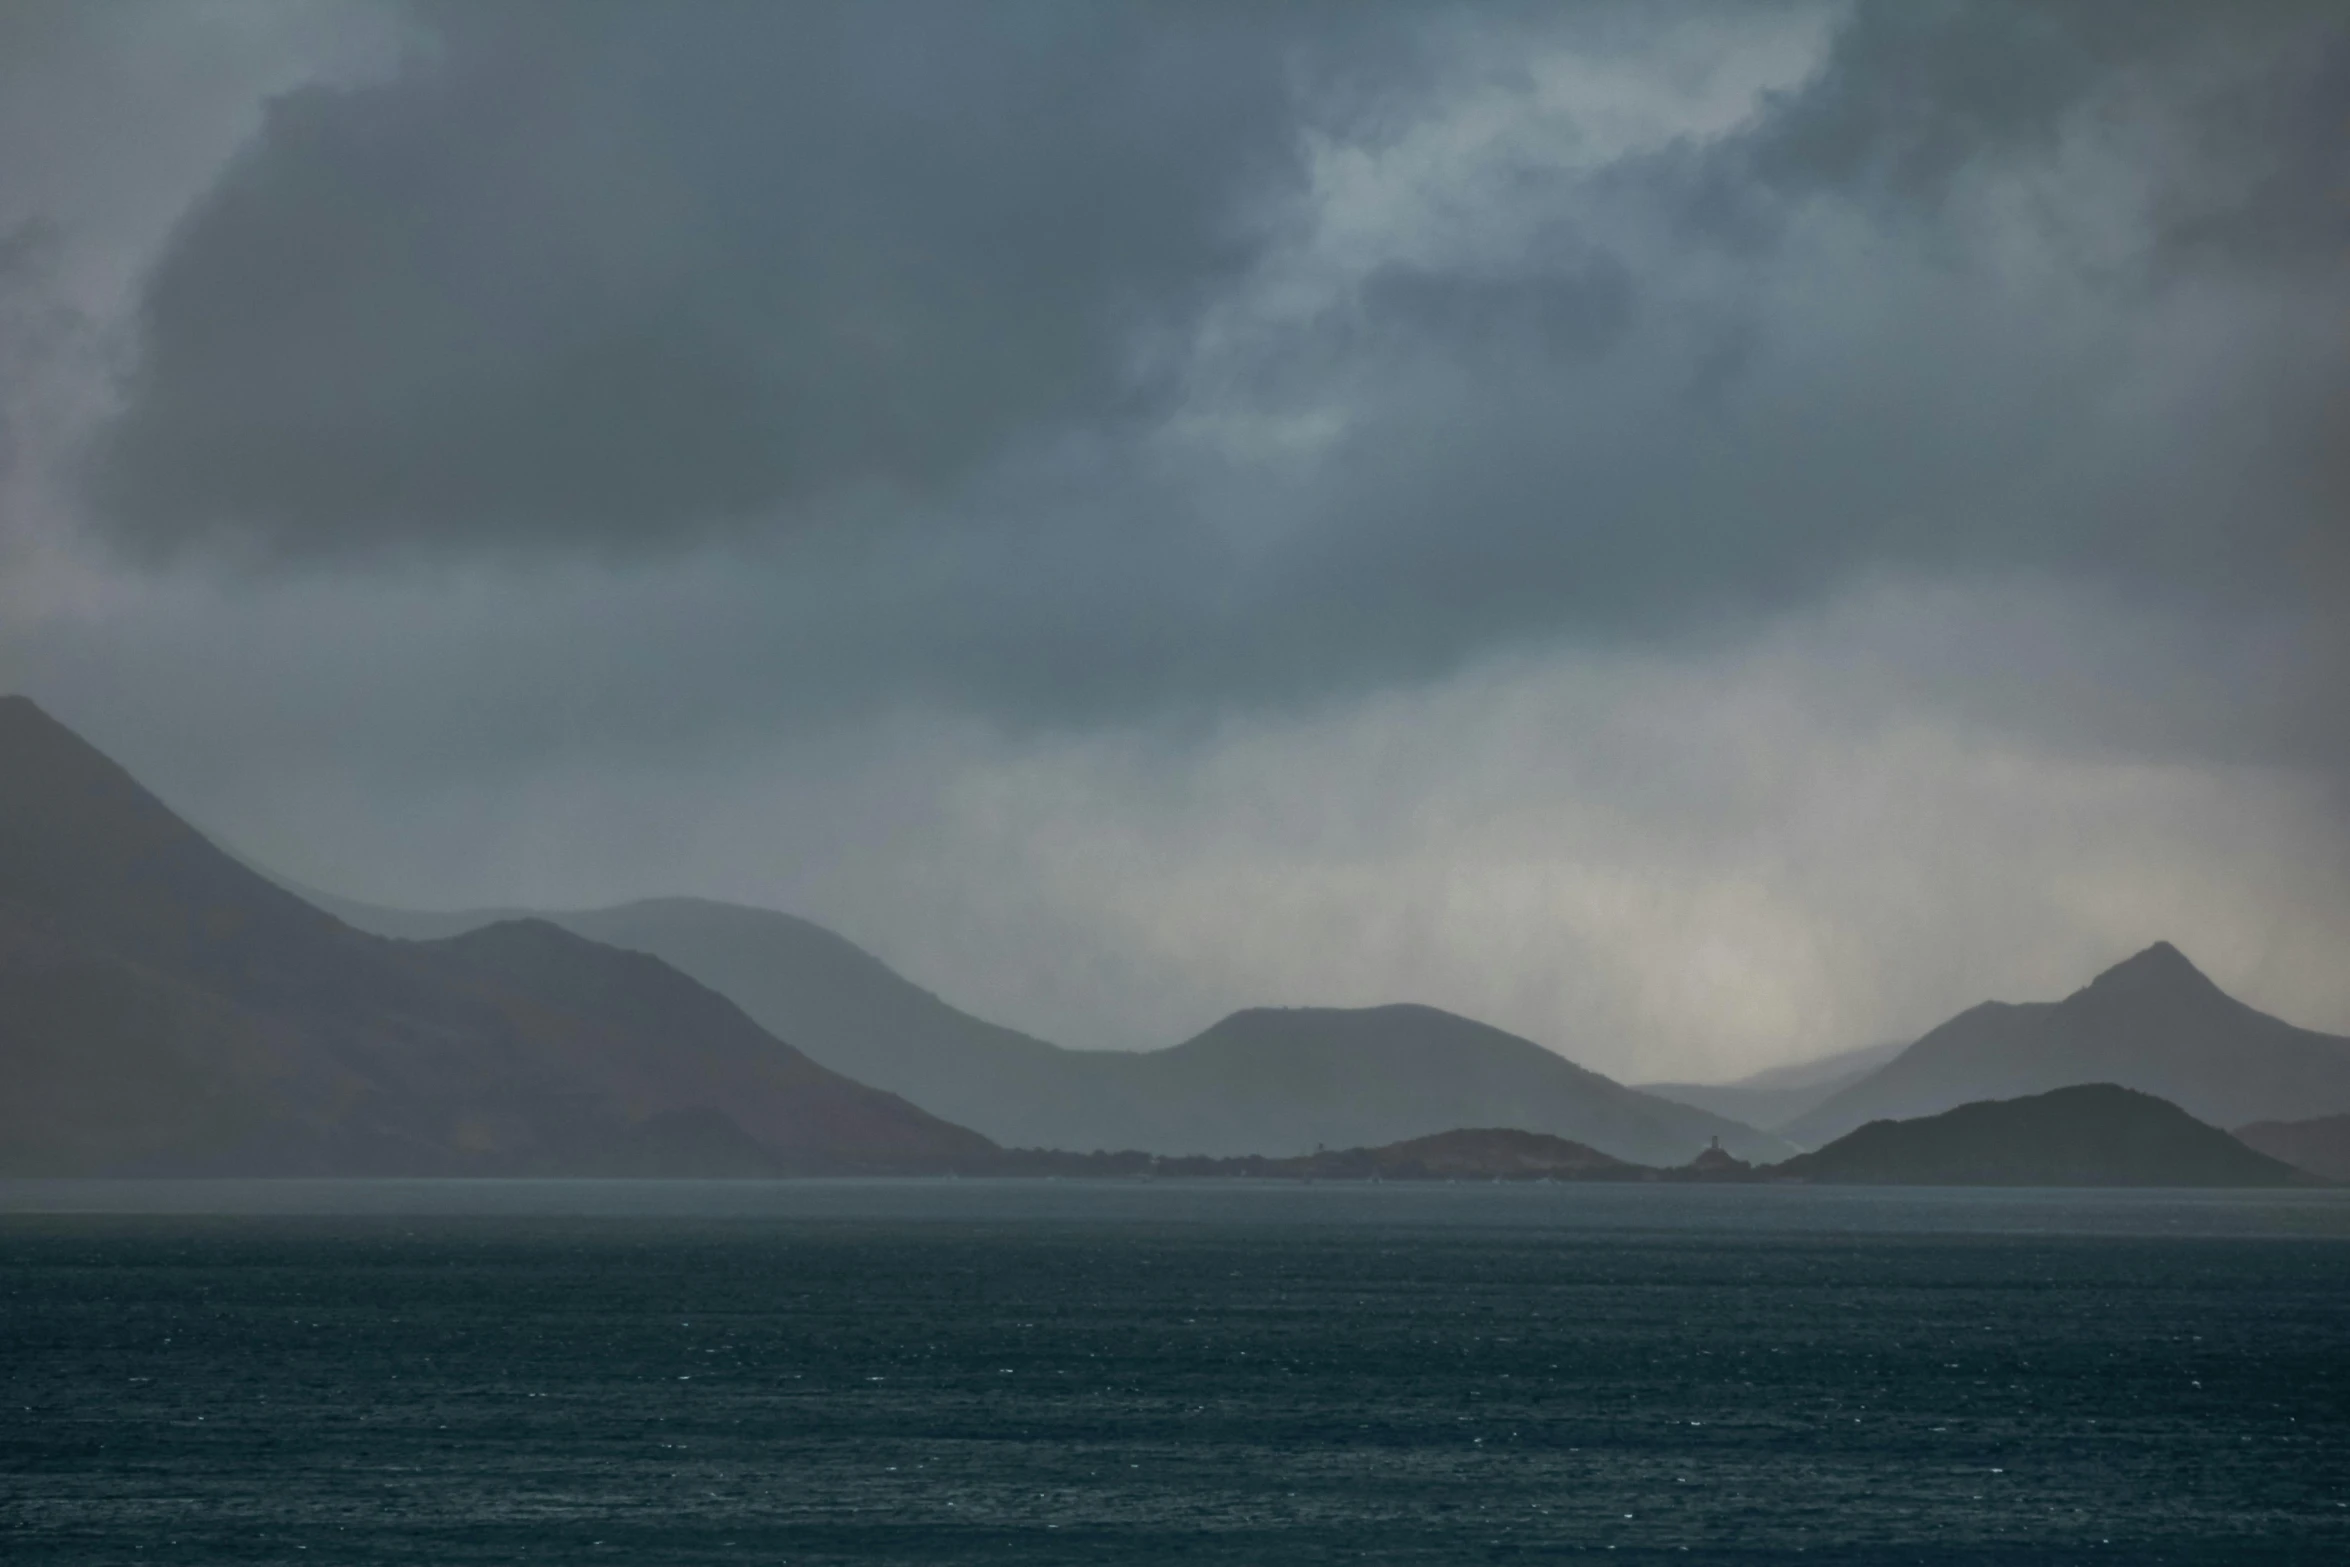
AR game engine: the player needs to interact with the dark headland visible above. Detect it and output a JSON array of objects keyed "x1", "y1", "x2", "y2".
[{"x1": 1773, "y1": 1084, "x2": 2315, "y2": 1187}]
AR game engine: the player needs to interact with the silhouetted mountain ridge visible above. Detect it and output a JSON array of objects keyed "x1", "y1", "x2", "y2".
[
  {"x1": 1087, "y1": 1003, "x2": 1788, "y2": 1162},
  {"x1": 2083, "y1": 940, "x2": 2219, "y2": 1000},
  {"x1": 0, "y1": 697, "x2": 993, "y2": 1175},
  {"x1": 1636, "y1": 1038, "x2": 1907, "y2": 1130},
  {"x1": 1781, "y1": 944, "x2": 2350, "y2": 1147},
  {"x1": 309, "y1": 894, "x2": 1793, "y2": 1164}
]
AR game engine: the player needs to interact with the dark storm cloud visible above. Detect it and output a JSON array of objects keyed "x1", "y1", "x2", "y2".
[
  {"x1": 1245, "y1": 0, "x2": 2350, "y2": 684},
  {"x1": 2151, "y1": 24, "x2": 2350, "y2": 273},
  {"x1": 1747, "y1": 0, "x2": 2189, "y2": 202},
  {"x1": 1739, "y1": 0, "x2": 2350, "y2": 290},
  {"x1": 72, "y1": 0, "x2": 2350, "y2": 761},
  {"x1": 86, "y1": 0, "x2": 1359, "y2": 556},
  {"x1": 0, "y1": 220, "x2": 96, "y2": 526},
  {"x1": 0, "y1": 223, "x2": 47, "y2": 483}
]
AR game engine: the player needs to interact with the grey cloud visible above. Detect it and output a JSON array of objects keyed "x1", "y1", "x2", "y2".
[
  {"x1": 1638, "y1": 2, "x2": 2347, "y2": 269},
  {"x1": 2150, "y1": 26, "x2": 2350, "y2": 273},
  {"x1": 1359, "y1": 257, "x2": 1637, "y2": 362},
  {"x1": 86, "y1": 0, "x2": 1348, "y2": 557},
  {"x1": 1742, "y1": 0, "x2": 2346, "y2": 229},
  {"x1": 1233, "y1": 0, "x2": 2350, "y2": 709},
  {"x1": 55, "y1": 0, "x2": 2350, "y2": 780},
  {"x1": 0, "y1": 221, "x2": 100, "y2": 535},
  {"x1": 1745, "y1": 0, "x2": 2186, "y2": 202},
  {"x1": 0, "y1": 223, "x2": 51, "y2": 483}
]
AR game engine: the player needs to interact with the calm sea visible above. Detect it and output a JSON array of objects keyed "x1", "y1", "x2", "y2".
[{"x1": 5, "y1": 1181, "x2": 2347, "y2": 1564}]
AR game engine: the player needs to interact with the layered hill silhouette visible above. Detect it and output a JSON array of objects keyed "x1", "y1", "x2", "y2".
[
  {"x1": 0, "y1": 697, "x2": 994, "y2": 1176},
  {"x1": 1636, "y1": 1038, "x2": 1907, "y2": 1130},
  {"x1": 1053, "y1": 1004, "x2": 1789, "y2": 1163},
  {"x1": 25, "y1": 688, "x2": 2338, "y2": 1184},
  {"x1": 2234, "y1": 1113, "x2": 2350, "y2": 1183},
  {"x1": 296, "y1": 890, "x2": 1094, "y2": 1151},
  {"x1": 306, "y1": 891, "x2": 1789, "y2": 1165},
  {"x1": 1779, "y1": 943, "x2": 2350, "y2": 1148},
  {"x1": 1776, "y1": 1084, "x2": 2310, "y2": 1186}
]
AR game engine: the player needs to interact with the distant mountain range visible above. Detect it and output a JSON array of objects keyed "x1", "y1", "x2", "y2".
[
  {"x1": 1776, "y1": 1084, "x2": 2311, "y2": 1187},
  {"x1": 304, "y1": 890, "x2": 1792, "y2": 1165},
  {"x1": 2, "y1": 696, "x2": 1784, "y2": 1171},
  {"x1": 1063, "y1": 1004, "x2": 1789, "y2": 1163},
  {"x1": 1636, "y1": 1038, "x2": 1908, "y2": 1130},
  {"x1": 15, "y1": 691, "x2": 2346, "y2": 1182},
  {"x1": 1777, "y1": 944, "x2": 2350, "y2": 1148},
  {"x1": 292, "y1": 890, "x2": 1100, "y2": 1150},
  {"x1": 0, "y1": 697, "x2": 991, "y2": 1176},
  {"x1": 275, "y1": 863, "x2": 2350, "y2": 1169}
]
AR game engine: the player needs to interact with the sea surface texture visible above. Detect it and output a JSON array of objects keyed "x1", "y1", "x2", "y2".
[{"x1": 4, "y1": 1182, "x2": 2347, "y2": 1564}]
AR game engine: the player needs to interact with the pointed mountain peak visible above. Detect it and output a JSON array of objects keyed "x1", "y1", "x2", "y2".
[
  {"x1": 2081, "y1": 941, "x2": 2222, "y2": 1001},
  {"x1": 0, "y1": 691, "x2": 322, "y2": 953}
]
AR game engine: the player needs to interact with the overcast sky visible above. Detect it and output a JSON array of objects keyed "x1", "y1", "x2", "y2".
[{"x1": 3, "y1": 0, "x2": 2345, "y2": 1078}]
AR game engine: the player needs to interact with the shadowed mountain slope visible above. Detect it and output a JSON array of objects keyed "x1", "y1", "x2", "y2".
[
  {"x1": 2234, "y1": 1113, "x2": 2350, "y2": 1183},
  {"x1": 309, "y1": 892, "x2": 1788, "y2": 1164},
  {"x1": 1776, "y1": 1084, "x2": 2311, "y2": 1187},
  {"x1": 0, "y1": 696, "x2": 993, "y2": 1175},
  {"x1": 1636, "y1": 1038, "x2": 1908, "y2": 1132},
  {"x1": 1780, "y1": 944, "x2": 2350, "y2": 1149},
  {"x1": 300, "y1": 890, "x2": 1136, "y2": 1151}
]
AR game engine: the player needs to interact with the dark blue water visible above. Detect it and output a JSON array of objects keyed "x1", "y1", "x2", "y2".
[{"x1": 4, "y1": 1182, "x2": 2347, "y2": 1564}]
